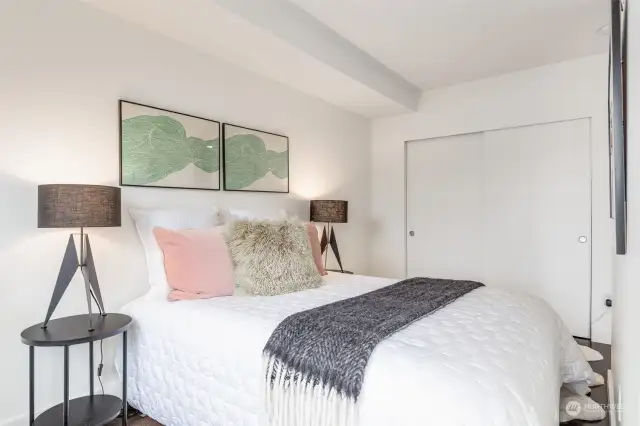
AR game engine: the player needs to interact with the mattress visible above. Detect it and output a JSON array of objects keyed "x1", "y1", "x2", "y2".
[{"x1": 120, "y1": 273, "x2": 595, "y2": 426}]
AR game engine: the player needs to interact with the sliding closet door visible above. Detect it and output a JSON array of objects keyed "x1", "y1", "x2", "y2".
[
  {"x1": 482, "y1": 119, "x2": 591, "y2": 337},
  {"x1": 406, "y1": 119, "x2": 591, "y2": 337},
  {"x1": 406, "y1": 133, "x2": 485, "y2": 281}
]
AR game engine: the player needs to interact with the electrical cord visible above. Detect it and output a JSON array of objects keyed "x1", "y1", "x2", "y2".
[
  {"x1": 98, "y1": 339, "x2": 104, "y2": 395},
  {"x1": 87, "y1": 288, "x2": 141, "y2": 420},
  {"x1": 88, "y1": 289, "x2": 105, "y2": 395},
  {"x1": 591, "y1": 309, "x2": 608, "y2": 326}
]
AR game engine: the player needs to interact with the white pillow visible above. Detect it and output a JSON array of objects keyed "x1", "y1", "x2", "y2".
[
  {"x1": 559, "y1": 386, "x2": 606, "y2": 423},
  {"x1": 222, "y1": 208, "x2": 289, "y2": 222},
  {"x1": 130, "y1": 208, "x2": 222, "y2": 294},
  {"x1": 579, "y1": 345, "x2": 604, "y2": 362}
]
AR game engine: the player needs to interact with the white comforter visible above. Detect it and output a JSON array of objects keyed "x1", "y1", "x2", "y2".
[{"x1": 121, "y1": 273, "x2": 595, "y2": 426}]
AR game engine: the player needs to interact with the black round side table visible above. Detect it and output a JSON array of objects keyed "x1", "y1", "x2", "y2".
[{"x1": 21, "y1": 313, "x2": 132, "y2": 426}]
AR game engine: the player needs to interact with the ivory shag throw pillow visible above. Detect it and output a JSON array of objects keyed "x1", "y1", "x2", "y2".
[{"x1": 227, "y1": 220, "x2": 323, "y2": 296}]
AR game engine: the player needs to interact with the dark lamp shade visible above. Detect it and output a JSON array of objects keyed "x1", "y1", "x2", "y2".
[
  {"x1": 38, "y1": 184, "x2": 122, "y2": 228},
  {"x1": 310, "y1": 200, "x2": 348, "y2": 223}
]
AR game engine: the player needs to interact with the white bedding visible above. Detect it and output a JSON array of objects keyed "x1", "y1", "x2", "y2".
[{"x1": 121, "y1": 273, "x2": 595, "y2": 426}]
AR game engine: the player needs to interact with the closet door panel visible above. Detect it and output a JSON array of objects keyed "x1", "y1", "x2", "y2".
[
  {"x1": 406, "y1": 133, "x2": 485, "y2": 281},
  {"x1": 482, "y1": 119, "x2": 591, "y2": 337},
  {"x1": 406, "y1": 120, "x2": 591, "y2": 337}
]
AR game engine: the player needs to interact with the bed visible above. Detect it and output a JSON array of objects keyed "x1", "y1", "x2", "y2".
[{"x1": 120, "y1": 272, "x2": 595, "y2": 426}]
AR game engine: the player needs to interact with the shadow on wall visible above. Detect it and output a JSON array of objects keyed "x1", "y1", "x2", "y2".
[
  {"x1": 0, "y1": 173, "x2": 344, "y2": 319},
  {"x1": 121, "y1": 185, "x2": 313, "y2": 220},
  {"x1": 0, "y1": 172, "x2": 39, "y2": 250},
  {"x1": 0, "y1": 174, "x2": 342, "y2": 313},
  {"x1": 0, "y1": 173, "x2": 57, "y2": 316}
]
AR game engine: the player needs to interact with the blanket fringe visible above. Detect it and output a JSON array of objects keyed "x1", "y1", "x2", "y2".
[{"x1": 264, "y1": 354, "x2": 357, "y2": 426}]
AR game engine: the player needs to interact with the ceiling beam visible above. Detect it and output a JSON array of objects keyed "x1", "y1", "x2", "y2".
[{"x1": 212, "y1": 0, "x2": 421, "y2": 111}]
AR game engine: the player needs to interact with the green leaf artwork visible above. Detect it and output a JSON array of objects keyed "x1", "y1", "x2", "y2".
[
  {"x1": 189, "y1": 136, "x2": 220, "y2": 173},
  {"x1": 223, "y1": 127, "x2": 289, "y2": 192},
  {"x1": 120, "y1": 102, "x2": 220, "y2": 190}
]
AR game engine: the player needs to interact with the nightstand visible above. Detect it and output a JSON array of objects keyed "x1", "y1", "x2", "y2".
[
  {"x1": 327, "y1": 269, "x2": 354, "y2": 274},
  {"x1": 21, "y1": 313, "x2": 132, "y2": 426}
]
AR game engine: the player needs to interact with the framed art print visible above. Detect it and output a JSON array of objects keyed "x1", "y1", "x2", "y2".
[
  {"x1": 608, "y1": 0, "x2": 627, "y2": 254},
  {"x1": 120, "y1": 100, "x2": 221, "y2": 191},
  {"x1": 222, "y1": 123, "x2": 289, "y2": 193}
]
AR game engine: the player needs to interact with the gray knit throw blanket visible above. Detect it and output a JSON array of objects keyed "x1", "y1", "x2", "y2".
[{"x1": 263, "y1": 277, "x2": 484, "y2": 426}]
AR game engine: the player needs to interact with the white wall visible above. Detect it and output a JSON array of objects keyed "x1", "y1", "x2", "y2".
[
  {"x1": 371, "y1": 55, "x2": 613, "y2": 343},
  {"x1": 612, "y1": 1, "x2": 640, "y2": 424},
  {"x1": 0, "y1": 0, "x2": 371, "y2": 424}
]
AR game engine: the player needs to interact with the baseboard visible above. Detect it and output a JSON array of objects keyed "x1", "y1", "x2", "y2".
[
  {"x1": 0, "y1": 414, "x2": 22, "y2": 426},
  {"x1": 608, "y1": 369, "x2": 617, "y2": 426},
  {"x1": 0, "y1": 378, "x2": 120, "y2": 426}
]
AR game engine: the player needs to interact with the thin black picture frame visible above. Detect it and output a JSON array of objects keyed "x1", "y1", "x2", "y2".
[
  {"x1": 222, "y1": 123, "x2": 290, "y2": 194},
  {"x1": 609, "y1": 0, "x2": 627, "y2": 254},
  {"x1": 119, "y1": 100, "x2": 222, "y2": 192}
]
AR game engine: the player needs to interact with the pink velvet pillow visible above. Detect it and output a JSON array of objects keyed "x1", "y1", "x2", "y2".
[
  {"x1": 153, "y1": 227, "x2": 234, "y2": 301},
  {"x1": 307, "y1": 223, "x2": 327, "y2": 276}
]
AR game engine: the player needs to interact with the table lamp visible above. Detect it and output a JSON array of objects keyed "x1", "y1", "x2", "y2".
[
  {"x1": 38, "y1": 184, "x2": 121, "y2": 331},
  {"x1": 310, "y1": 200, "x2": 348, "y2": 272}
]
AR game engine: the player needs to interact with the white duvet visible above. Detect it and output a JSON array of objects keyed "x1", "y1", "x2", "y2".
[{"x1": 121, "y1": 273, "x2": 595, "y2": 426}]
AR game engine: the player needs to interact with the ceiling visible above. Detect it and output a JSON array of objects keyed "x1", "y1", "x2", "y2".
[
  {"x1": 289, "y1": 0, "x2": 610, "y2": 89},
  {"x1": 81, "y1": 0, "x2": 609, "y2": 118}
]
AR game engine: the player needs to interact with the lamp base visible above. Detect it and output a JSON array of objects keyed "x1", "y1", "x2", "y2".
[
  {"x1": 42, "y1": 232, "x2": 106, "y2": 331},
  {"x1": 320, "y1": 224, "x2": 344, "y2": 273}
]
